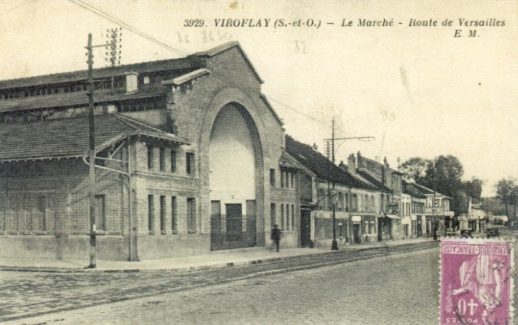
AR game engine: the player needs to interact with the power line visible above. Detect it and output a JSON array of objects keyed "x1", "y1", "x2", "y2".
[
  {"x1": 214, "y1": 69, "x2": 357, "y2": 137},
  {"x1": 64, "y1": 0, "x2": 358, "y2": 140},
  {"x1": 68, "y1": 0, "x2": 188, "y2": 56},
  {"x1": 66, "y1": 0, "x2": 353, "y2": 138},
  {"x1": 1, "y1": 0, "x2": 38, "y2": 16}
]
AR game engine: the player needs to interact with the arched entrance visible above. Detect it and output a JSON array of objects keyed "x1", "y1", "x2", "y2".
[{"x1": 209, "y1": 103, "x2": 260, "y2": 250}]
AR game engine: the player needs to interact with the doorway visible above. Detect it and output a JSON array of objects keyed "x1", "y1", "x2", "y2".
[
  {"x1": 353, "y1": 224, "x2": 361, "y2": 244},
  {"x1": 300, "y1": 209, "x2": 312, "y2": 247}
]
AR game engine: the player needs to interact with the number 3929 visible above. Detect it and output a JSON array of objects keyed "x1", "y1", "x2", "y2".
[{"x1": 184, "y1": 19, "x2": 205, "y2": 27}]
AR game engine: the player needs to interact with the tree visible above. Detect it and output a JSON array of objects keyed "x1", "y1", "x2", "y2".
[
  {"x1": 424, "y1": 155, "x2": 464, "y2": 216},
  {"x1": 495, "y1": 178, "x2": 514, "y2": 216},
  {"x1": 495, "y1": 178, "x2": 517, "y2": 222},
  {"x1": 462, "y1": 177, "x2": 484, "y2": 200},
  {"x1": 399, "y1": 157, "x2": 431, "y2": 183}
]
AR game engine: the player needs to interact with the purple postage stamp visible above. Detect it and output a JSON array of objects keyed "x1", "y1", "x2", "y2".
[{"x1": 441, "y1": 238, "x2": 513, "y2": 325}]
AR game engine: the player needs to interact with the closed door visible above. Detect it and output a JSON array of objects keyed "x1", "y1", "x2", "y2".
[
  {"x1": 353, "y1": 224, "x2": 361, "y2": 244},
  {"x1": 300, "y1": 210, "x2": 311, "y2": 247},
  {"x1": 226, "y1": 204, "x2": 242, "y2": 241}
]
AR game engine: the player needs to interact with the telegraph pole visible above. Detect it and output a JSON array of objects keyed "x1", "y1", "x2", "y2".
[
  {"x1": 105, "y1": 27, "x2": 122, "y2": 88},
  {"x1": 432, "y1": 160, "x2": 437, "y2": 241},
  {"x1": 85, "y1": 31, "x2": 120, "y2": 268},
  {"x1": 86, "y1": 33, "x2": 97, "y2": 268},
  {"x1": 325, "y1": 118, "x2": 374, "y2": 251},
  {"x1": 331, "y1": 119, "x2": 338, "y2": 250}
]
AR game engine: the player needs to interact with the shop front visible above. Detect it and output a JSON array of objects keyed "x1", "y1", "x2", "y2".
[{"x1": 378, "y1": 213, "x2": 400, "y2": 241}]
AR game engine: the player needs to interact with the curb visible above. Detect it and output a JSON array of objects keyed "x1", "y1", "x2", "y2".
[{"x1": 0, "y1": 241, "x2": 439, "y2": 274}]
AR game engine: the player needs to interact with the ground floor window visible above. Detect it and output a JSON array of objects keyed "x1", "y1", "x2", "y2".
[
  {"x1": 171, "y1": 196, "x2": 177, "y2": 233},
  {"x1": 1, "y1": 193, "x2": 58, "y2": 233},
  {"x1": 94, "y1": 195, "x2": 106, "y2": 231},
  {"x1": 286, "y1": 204, "x2": 290, "y2": 230},
  {"x1": 187, "y1": 198, "x2": 196, "y2": 233},
  {"x1": 148, "y1": 195, "x2": 154, "y2": 233},
  {"x1": 160, "y1": 196, "x2": 166, "y2": 233},
  {"x1": 291, "y1": 204, "x2": 295, "y2": 230},
  {"x1": 270, "y1": 203, "x2": 276, "y2": 227},
  {"x1": 362, "y1": 216, "x2": 376, "y2": 234}
]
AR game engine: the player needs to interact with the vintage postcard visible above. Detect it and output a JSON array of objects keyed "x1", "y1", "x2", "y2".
[{"x1": 0, "y1": 0, "x2": 516, "y2": 324}]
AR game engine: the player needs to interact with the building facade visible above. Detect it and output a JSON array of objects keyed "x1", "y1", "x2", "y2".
[
  {"x1": 285, "y1": 136, "x2": 380, "y2": 248},
  {"x1": 0, "y1": 42, "x2": 300, "y2": 261}
]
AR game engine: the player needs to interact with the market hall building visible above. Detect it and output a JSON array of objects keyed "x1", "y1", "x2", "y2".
[{"x1": 0, "y1": 42, "x2": 301, "y2": 261}]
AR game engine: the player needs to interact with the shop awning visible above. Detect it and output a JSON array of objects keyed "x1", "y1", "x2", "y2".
[{"x1": 382, "y1": 212, "x2": 401, "y2": 219}]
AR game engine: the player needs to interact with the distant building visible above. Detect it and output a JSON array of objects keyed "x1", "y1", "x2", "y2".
[
  {"x1": 402, "y1": 181, "x2": 427, "y2": 238},
  {"x1": 285, "y1": 136, "x2": 379, "y2": 248},
  {"x1": 405, "y1": 183, "x2": 454, "y2": 237},
  {"x1": 354, "y1": 153, "x2": 403, "y2": 240}
]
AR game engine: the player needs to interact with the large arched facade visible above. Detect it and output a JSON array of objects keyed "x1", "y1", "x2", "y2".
[{"x1": 208, "y1": 102, "x2": 264, "y2": 250}]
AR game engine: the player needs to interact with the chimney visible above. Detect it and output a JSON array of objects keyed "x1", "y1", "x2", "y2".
[
  {"x1": 125, "y1": 72, "x2": 139, "y2": 93},
  {"x1": 312, "y1": 143, "x2": 318, "y2": 151},
  {"x1": 348, "y1": 154, "x2": 356, "y2": 175}
]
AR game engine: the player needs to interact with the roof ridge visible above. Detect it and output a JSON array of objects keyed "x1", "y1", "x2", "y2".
[
  {"x1": 0, "y1": 57, "x2": 190, "y2": 85},
  {"x1": 0, "y1": 42, "x2": 240, "y2": 87}
]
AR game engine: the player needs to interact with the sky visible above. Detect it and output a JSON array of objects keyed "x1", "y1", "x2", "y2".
[{"x1": 0, "y1": 0, "x2": 516, "y2": 196}]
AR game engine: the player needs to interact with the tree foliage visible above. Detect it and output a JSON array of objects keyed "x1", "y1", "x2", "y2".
[
  {"x1": 462, "y1": 177, "x2": 484, "y2": 200},
  {"x1": 495, "y1": 178, "x2": 517, "y2": 217},
  {"x1": 399, "y1": 157, "x2": 430, "y2": 183},
  {"x1": 401, "y1": 155, "x2": 467, "y2": 216}
]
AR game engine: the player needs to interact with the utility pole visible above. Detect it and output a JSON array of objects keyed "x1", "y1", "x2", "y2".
[
  {"x1": 86, "y1": 33, "x2": 97, "y2": 268},
  {"x1": 432, "y1": 160, "x2": 437, "y2": 241},
  {"x1": 105, "y1": 27, "x2": 122, "y2": 89},
  {"x1": 324, "y1": 118, "x2": 374, "y2": 251},
  {"x1": 85, "y1": 32, "x2": 117, "y2": 268},
  {"x1": 331, "y1": 119, "x2": 338, "y2": 250}
]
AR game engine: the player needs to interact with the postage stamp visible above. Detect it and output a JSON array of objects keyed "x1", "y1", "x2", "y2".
[{"x1": 440, "y1": 238, "x2": 514, "y2": 325}]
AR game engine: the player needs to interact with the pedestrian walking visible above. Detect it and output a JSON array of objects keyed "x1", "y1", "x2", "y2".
[{"x1": 271, "y1": 224, "x2": 283, "y2": 252}]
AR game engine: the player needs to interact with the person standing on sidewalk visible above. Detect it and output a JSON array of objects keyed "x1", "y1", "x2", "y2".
[{"x1": 271, "y1": 224, "x2": 283, "y2": 252}]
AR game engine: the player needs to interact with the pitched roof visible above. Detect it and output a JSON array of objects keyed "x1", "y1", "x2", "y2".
[
  {"x1": 356, "y1": 169, "x2": 392, "y2": 192},
  {"x1": 0, "y1": 83, "x2": 166, "y2": 113},
  {"x1": 0, "y1": 41, "x2": 256, "y2": 91},
  {"x1": 402, "y1": 181, "x2": 428, "y2": 199},
  {"x1": 408, "y1": 182, "x2": 452, "y2": 199},
  {"x1": 285, "y1": 135, "x2": 375, "y2": 190},
  {"x1": 279, "y1": 151, "x2": 309, "y2": 171},
  {"x1": 0, "y1": 114, "x2": 189, "y2": 162},
  {"x1": 194, "y1": 41, "x2": 263, "y2": 83},
  {"x1": 0, "y1": 57, "x2": 199, "y2": 90}
]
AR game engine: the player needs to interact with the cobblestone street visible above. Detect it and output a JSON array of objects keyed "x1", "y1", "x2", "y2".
[{"x1": 3, "y1": 249, "x2": 441, "y2": 325}]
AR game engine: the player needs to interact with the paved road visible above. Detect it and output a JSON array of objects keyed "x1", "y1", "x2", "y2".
[
  {"x1": 0, "y1": 242, "x2": 436, "y2": 323},
  {"x1": 4, "y1": 249, "x2": 440, "y2": 325}
]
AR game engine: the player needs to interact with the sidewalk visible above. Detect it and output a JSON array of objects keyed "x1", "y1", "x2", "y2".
[{"x1": 0, "y1": 237, "x2": 436, "y2": 273}]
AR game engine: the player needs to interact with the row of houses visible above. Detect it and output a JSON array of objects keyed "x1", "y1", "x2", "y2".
[
  {"x1": 284, "y1": 136, "x2": 454, "y2": 249},
  {"x1": 0, "y1": 41, "x2": 454, "y2": 261}
]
